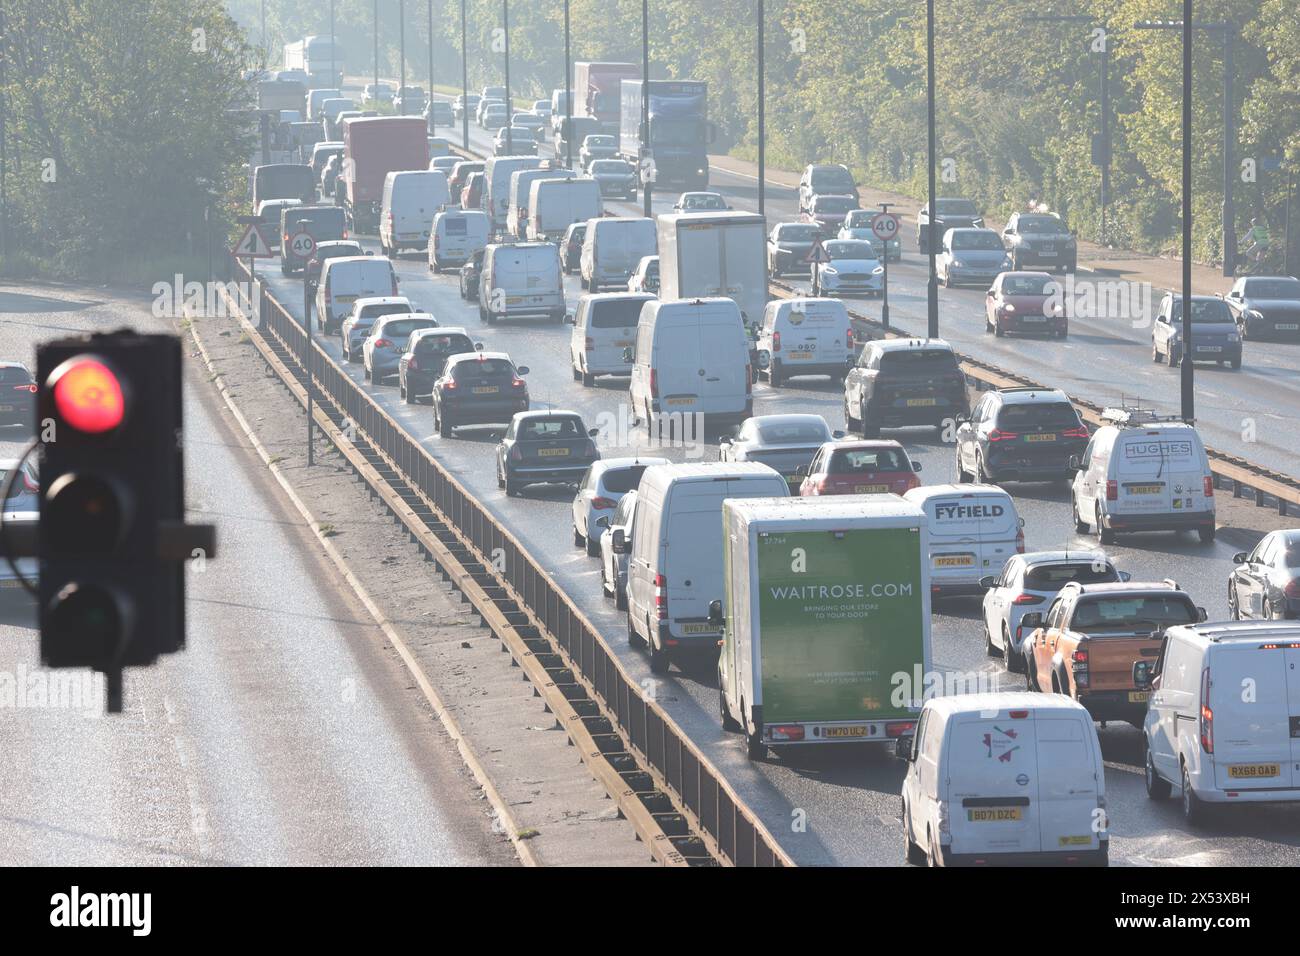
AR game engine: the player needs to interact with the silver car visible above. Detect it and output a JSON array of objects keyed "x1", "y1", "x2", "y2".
[
  {"x1": 363, "y1": 313, "x2": 439, "y2": 383},
  {"x1": 718, "y1": 413, "x2": 842, "y2": 489},
  {"x1": 938, "y1": 227, "x2": 1012, "y2": 288},
  {"x1": 599, "y1": 490, "x2": 639, "y2": 610}
]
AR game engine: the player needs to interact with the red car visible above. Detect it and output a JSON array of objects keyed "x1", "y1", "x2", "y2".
[
  {"x1": 460, "y1": 172, "x2": 485, "y2": 211},
  {"x1": 447, "y1": 160, "x2": 484, "y2": 199},
  {"x1": 798, "y1": 439, "x2": 921, "y2": 496},
  {"x1": 802, "y1": 194, "x2": 858, "y2": 238},
  {"x1": 984, "y1": 271, "x2": 1067, "y2": 338}
]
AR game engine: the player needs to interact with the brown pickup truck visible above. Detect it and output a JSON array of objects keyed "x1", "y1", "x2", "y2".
[{"x1": 1022, "y1": 581, "x2": 1205, "y2": 725}]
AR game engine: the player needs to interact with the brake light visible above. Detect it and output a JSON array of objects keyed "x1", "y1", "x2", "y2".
[
  {"x1": 768, "y1": 725, "x2": 805, "y2": 742},
  {"x1": 649, "y1": 368, "x2": 658, "y2": 398},
  {"x1": 1015, "y1": 526, "x2": 1025, "y2": 554},
  {"x1": 1199, "y1": 667, "x2": 1213, "y2": 753},
  {"x1": 1071, "y1": 648, "x2": 1088, "y2": 664},
  {"x1": 654, "y1": 573, "x2": 667, "y2": 620},
  {"x1": 772, "y1": 330, "x2": 782, "y2": 353},
  {"x1": 1285, "y1": 580, "x2": 1299, "y2": 599},
  {"x1": 21, "y1": 470, "x2": 38, "y2": 493},
  {"x1": 1011, "y1": 593, "x2": 1043, "y2": 605},
  {"x1": 591, "y1": 497, "x2": 616, "y2": 511},
  {"x1": 1203, "y1": 475, "x2": 1214, "y2": 497},
  {"x1": 845, "y1": 328, "x2": 854, "y2": 350},
  {"x1": 987, "y1": 429, "x2": 1018, "y2": 442},
  {"x1": 745, "y1": 365, "x2": 752, "y2": 395},
  {"x1": 1063, "y1": 425, "x2": 1089, "y2": 439},
  {"x1": 374, "y1": 338, "x2": 393, "y2": 348},
  {"x1": 342, "y1": 229, "x2": 349, "y2": 239},
  {"x1": 511, "y1": 376, "x2": 526, "y2": 389},
  {"x1": 442, "y1": 379, "x2": 457, "y2": 390},
  {"x1": 407, "y1": 357, "x2": 418, "y2": 369},
  {"x1": 1106, "y1": 479, "x2": 1118, "y2": 501},
  {"x1": 1008, "y1": 710, "x2": 1029, "y2": 719},
  {"x1": 14, "y1": 384, "x2": 36, "y2": 393},
  {"x1": 509, "y1": 446, "x2": 522, "y2": 461},
  {"x1": 885, "y1": 721, "x2": 915, "y2": 738}
]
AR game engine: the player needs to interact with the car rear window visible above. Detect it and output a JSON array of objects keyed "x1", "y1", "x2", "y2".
[
  {"x1": 1002, "y1": 275, "x2": 1056, "y2": 296},
  {"x1": 443, "y1": 217, "x2": 468, "y2": 235},
  {"x1": 1070, "y1": 595, "x2": 1197, "y2": 632},
  {"x1": 1024, "y1": 563, "x2": 1118, "y2": 588},
  {"x1": 415, "y1": 334, "x2": 473, "y2": 355},
  {"x1": 520, "y1": 417, "x2": 584, "y2": 439},
  {"x1": 814, "y1": 197, "x2": 855, "y2": 214},
  {"x1": 589, "y1": 299, "x2": 645, "y2": 328},
  {"x1": 935, "y1": 199, "x2": 977, "y2": 216},
  {"x1": 776, "y1": 225, "x2": 818, "y2": 241},
  {"x1": 878, "y1": 349, "x2": 958, "y2": 374},
  {"x1": 592, "y1": 160, "x2": 629, "y2": 174},
  {"x1": 995, "y1": 402, "x2": 1081, "y2": 429},
  {"x1": 828, "y1": 447, "x2": 909, "y2": 473},
  {"x1": 755, "y1": 421, "x2": 830, "y2": 444},
  {"x1": 381, "y1": 318, "x2": 436, "y2": 340},
  {"x1": 452, "y1": 358, "x2": 514, "y2": 380},
  {"x1": 811, "y1": 168, "x2": 854, "y2": 191},
  {"x1": 0, "y1": 367, "x2": 32, "y2": 385},
  {"x1": 1243, "y1": 278, "x2": 1300, "y2": 299},
  {"x1": 600, "y1": 466, "x2": 648, "y2": 494},
  {"x1": 358, "y1": 303, "x2": 409, "y2": 322}
]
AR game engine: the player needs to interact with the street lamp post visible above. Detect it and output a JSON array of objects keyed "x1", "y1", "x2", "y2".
[
  {"x1": 757, "y1": 0, "x2": 765, "y2": 216},
  {"x1": 641, "y1": 0, "x2": 652, "y2": 218},
  {"x1": 374, "y1": 0, "x2": 380, "y2": 102},
  {"x1": 564, "y1": 0, "x2": 573, "y2": 169},
  {"x1": 460, "y1": 0, "x2": 469, "y2": 151},
  {"x1": 925, "y1": 0, "x2": 938, "y2": 339},
  {"x1": 330, "y1": 0, "x2": 336, "y2": 89},
  {"x1": 400, "y1": 0, "x2": 406, "y2": 107},
  {"x1": 503, "y1": 0, "x2": 512, "y2": 156},
  {"x1": 429, "y1": 0, "x2": 434, "y2": 110}
]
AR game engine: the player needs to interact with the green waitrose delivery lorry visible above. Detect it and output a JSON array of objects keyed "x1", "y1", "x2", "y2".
[{"x1": 716, "y1": 496, "x2": 932, "y2": 759}]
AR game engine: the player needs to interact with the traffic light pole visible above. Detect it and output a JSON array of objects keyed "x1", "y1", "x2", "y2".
[
  {"x1": 400, "y1": 0, "x2": 407, "y2": 105},
  {"x1": 1181, "y1": 5, "x2": 1195, "y2": 423}
]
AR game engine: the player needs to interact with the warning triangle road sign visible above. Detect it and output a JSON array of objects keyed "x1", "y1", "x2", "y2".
[
  {"x1": 233, "y1": 223, "x2": 274, "y2": 259},
  {"x1": 805, "y1": 239, "x2": 832, "y2": 265}
]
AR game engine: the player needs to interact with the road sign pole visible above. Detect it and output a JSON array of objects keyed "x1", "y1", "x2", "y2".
[
  {"x1": 880, "y1": 252, "x2": 889, "y2": 330},
  {"x1": 306, "y1": 292, "x2": 314, "y2": 466},
  {"x1": 873, "y1": 204, "x2": 897, "y2": 330}
]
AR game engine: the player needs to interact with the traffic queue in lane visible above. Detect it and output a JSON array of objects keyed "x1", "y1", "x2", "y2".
[{"x1": 251, "y1": 119, "x2": 1300, "y2": 863}]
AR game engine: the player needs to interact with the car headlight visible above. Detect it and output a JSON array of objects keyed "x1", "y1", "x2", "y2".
[
  {"x1": 873, "y1": 266, "x2": 885, "y2": 276},
  {"x1": 951, "y1": 260, "x2": 965, "y2": 269},
  {"x1": 1004, "y1": 302, "x2": 1016, "y2": 312},
  {"x1": 1246, "y1": 309, "x2": 1263, "y2": 322},
  {"x1": 1002, "y1": 257, "x2": 1013, "y2": 269}
]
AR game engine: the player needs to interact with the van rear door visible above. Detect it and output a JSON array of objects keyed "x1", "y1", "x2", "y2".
[
  {"x1": 1114, "y1": 433, "x2": 1183, "y2": 515},
  {"x1": 947, "y1": 712, "x2": 1042, "y2": 856},
  {"x1": 1209, "y1": 644, "x2": 1300, "y2": 790},
  {"x1": 697, "y1": 315, "x2": 748, "y2": 413},
  {"x1": 1033, "y1": 717, "x2": 1103, "y2": 854}
]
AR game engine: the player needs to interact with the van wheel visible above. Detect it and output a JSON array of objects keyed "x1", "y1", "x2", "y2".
[
  {"x1": 585, "y1": 535, "x2": 600, "y2": 558},
  {"x1": 648, "y1": 634, "x2": 670, "y2": 674},
  {"x1": 1227, "y1": 583, "x2": 1240, "y2": 620},
  {"x1": 843, "y1": 396, "x2": 861, "y2": 431},
  {"x1": 1145, "y1": 747, "x2": 1172, "y2": 800},
  {"x1": 1181, "y1": 764, "x2": 1210, "y2": 825},
  {"x1": 719, "y1": 677, "x2": 741, "y2": 732},
  {"x1": 581, "y1": 368, "x2": 595, "y2": 387},
  {"x1": 626, "y1": 614, "x2": 646, "y2": 648},
  {"x1": 769, "y1": 361, "x2": 783, "y2": 388},
  {"x1": 1072, "y1": 498, "x2": 1089, "y2": 533},
  {"x1": 573, "y1": 527, "x2": 584, "y2": 548},
  {"x1": 1198, "y1": 525, "x2": 1216, "y2": 544},
  {"x1": 904, "y1": 804, "x2": 927, "y2": 865},
  {"x1": 926, "y1": 829, "x2": 941, "y2": 867},
  {"x1": 1167, "y1": 345, "x2": 1180, "y2": 367},
  {"x1": 1096, "y1": 505, "x2": 1115, "y2": 544},
  {"x1": 615, "y1": 585, "x2": 627, "y2": 611}
]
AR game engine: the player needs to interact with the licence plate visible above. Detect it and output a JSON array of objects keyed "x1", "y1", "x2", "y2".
[
  {"x1": 1128, "y1": 691, "x2": 1150, "y2": 703},
  {"x1": 614, "y1": 340, "x2": 634, "y2": 347},
  {"x1": 337, "y1": 295, "x2": 357, "y2": 303},
  {"x1": 507, "y1": 296, "x2": 523, "y2": 305},
  {"x1": 471, "y1": 386, "x2": 499, "y2": 394},
  {"x1": 1058, "y1": 835, "x2": 1092, "y2": 847},
  {"x1": 665, "y1": 397, "x2": 694, "y2": 406},
  {"x1": 855, "y1": 484, "x2": 889, "y2": 493},
  {"x1": 1197, "y1": 346, "x2": 1223, "y2": 353},
  {"x1": 968, "y1": 807, "x2": 1022, "y2": 822},
  {"x1": 680, "y1": 623, "x2": 719, "y2": 635},
  {"x1": 935, "y1": 555, "x2": 974, "y2": 567},
  {"x1": 0, "y1": 405, "x2": 12, "y2": 412},
  {"x1": 537, "y1": 447, "x2": 569, "y2": 457},
  {"x1": 906, "y1": 397, "x2": 937, "y2": 407},
  {"x1": 788, "y1": 351, "x2": 814, "y2": 360},
  {"x1": 824, "y1": 726, "x2": 867, "y2": 738},
  {"x1": 1039, "y1": 250, "x2": 1056, "y2": 257},
  {"x1": 1278, "y1": 323, "x2": 1299, "y2": 330},
  {"x1": 1229, "y1": 763, "x2": 1280, "y2": 779},
  {"x1": 1025, "y1": 433, "x2": 1056, "y2": 442},
  {"x1": 1022, "y1": 316, "x2": 1046, "y2": 322},
  {"x1": 1128, "y1": 484, "x2": 1163, "y2": 495}
]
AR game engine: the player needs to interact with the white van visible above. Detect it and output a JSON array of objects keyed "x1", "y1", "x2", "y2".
[
  {"x1": 903, "y1": 484, "x2": 1023, "y2": 597},
  {"x1": 506, "y1": 167, "x2": 576, "y2": 239},
  {"x1": 628, "y1": 298, "x2": 753, "y2": 433},
  {"x1": 1071, "y1": 406, "x2": 1216, "y2": 544},
  {"x1": 1137, "y1": 620, "x2": 1300, "y2": 825},
  {"x1": 581, "y1": 217, "x2": 657, "y2": 292},
  {"x1": 315, "y1": 255, "x2": 398, "y2": 335},
  {"x1": 529, "y1": 177, "x2": 602, "y2": 241},
  {"x1": 483, "y1": 155, "x2": 543, "y2": 231},
  {"x1": 429, "y1": 208, "x2": 490, "y2": 271},
  {"x1": 756, "y1": 297, "x2": 854, "y2": 387},
  {"x1": 478, "y1": 241, "x2": 565, "y2": 324},
  {"x1": 900, "y1": 692, "x2": 1108, "y2": 867},
  {"x1": 306, "y1": 88, "x2": 343, "y2": 121},
  {"x1": 569, "y1": 292, "x2": 654, "y2": 385},
  {"x1": 624, "y1": 462, "x2": 789, "y2": 672},
  {"x1": 379, "y1": 170, "x2": 450, "y2": 257}
]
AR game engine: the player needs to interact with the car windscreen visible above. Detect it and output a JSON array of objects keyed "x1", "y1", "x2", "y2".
[
  {"x1": 443, "y1": 216, "x2": 468, "y2": 235},
  {"x1": 1024, "y1": 563, "x2": 1118, "y2": 588},
  {"x1": 451, "y1": 358, "x2": 514, "y2": 380},
  {"x1": 951, "y1": 231, "x2": 1003, "y2": 250},
  {"x1": 995, "y1": 402, "x2": 1081, "y2": 429},
  {"x1": 589, "y1": 299, "x2": 645, "y2": 328},
  {"x1": 588, "y1": 137, "x2": 614, "y2": 147},
  {"x1": 878, "y1": 349, "x2": 958, "y2": 374},
  {"x1": 1002, "y1": 275, "x2": 1056, "y2": 296},
  {"x1": 755, "y1": 421, "x2": 830, "y2": 444},
  {"x1": 519, "y1": 417, "x2": 584, "y2": 440},
  {"x1": 318, "y1": 245, "x2": 361, "y2": 260},
  {"x1": 777, "y1": 225, "x2": 819, "y2": 242},
  {"x1": 828, "y1": 447, "x2": 909, "y2": 473},
  {"x1": 1018, "y1": 216, "x2": 1069, "y2": 234},
  {"x1": 600, "y1": 466, "x2": 648, "y2": 494},
  {"x1": 1070, "y1": 595, "x2": 1197, "y2": 633},
  {"x1": 813, "y1": 197, "x2": 855, "y2": 214},
  {"x1": 591, "y1": 160, "x2": 629, "y2": 174},
  {"x1": 935, "y1": 199, "x2": 977, "y2": 216},
  {"x1": 1243, "y1": 278, "x2": 1300, "y2": 299},
  {"x1": 825, "y1": 241, "x2": 874, "y2": 260},
  {"x1": 811, "y1": 168, "x2": 854, "y2": 191},
  {"x1": 1171, "y1": 299, "x2": 1233, "y2": 323}
]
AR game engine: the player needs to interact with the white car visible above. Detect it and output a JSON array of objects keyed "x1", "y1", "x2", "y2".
[
  {"x1": 979, "y1": 550, "x2": 1125, "y2": 673},
  {"x1": 572, "y1": 457, "x2": 668, "y2": 556},
  {"x1": 599, "y1": 490, "x2": 639, "y2": 608},
  {"x1": 627, "y1": 255, "x2": 659, "y2": 294},
  {"x1": 937, "y1": 227, "x2": 1012, "y2": 288},
  {"x1": 812, "y1": 239, "x2": 884, "y2": 297}
]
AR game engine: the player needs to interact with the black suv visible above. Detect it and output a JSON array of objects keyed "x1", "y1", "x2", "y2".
[
  {"x1": 1001, "y1": 212, "x2": 1077, "y2": 273},
  {"x1": 954, "y1": 387, "x2": 1089, "y2": 484},
  {"x1": 842, "y1": 339, "x2": 969, "y2": 438},
  {"x1": 916, "y1": 197, "x2": 982, "y2": 254}
]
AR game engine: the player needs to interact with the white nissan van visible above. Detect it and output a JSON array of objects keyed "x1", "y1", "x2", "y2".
[
  {"x1": 380, "y1": 170, "x2": 450, "y2": 257},
  {"x1": 903, "y1": 484, "x2": 1023, "y2": 597},
  {"x1": 568, "y1": 292, "x2": 654, "y2": 385},
  {"x1": 624, "y1": 462, "x2": 789, "y2": 673},
  {"x1": 900, "y1": 692, "x2": 1108, "y2": 867},
  {"x1": 1136, "y1": 620, "x2": 1300, "y2": 825},
  {"x1": 581, "y1": 217, "x2": 657, "y2": 292},
  {"x1": 477, "y1": 241, "x2": 565, "y2": 324},
  {"x1": 756, "y1": 297, "x2": 855, "y2": 387}
]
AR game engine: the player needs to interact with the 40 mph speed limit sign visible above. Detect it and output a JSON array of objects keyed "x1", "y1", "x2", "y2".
[
  {"x1": 288, "y1": 230, "x2": 317, "y2": 259},
  {"x1": 870, "y1": 212, "x2": 900, "y2": 242}
]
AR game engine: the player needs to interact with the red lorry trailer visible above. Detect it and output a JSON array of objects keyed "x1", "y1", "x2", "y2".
[
  {"x1": 573, "y1": 62, "x2": 639, "y2": 136},
  {"x1": 343, "y1": 116, "x2": 429, "y2": 233}
]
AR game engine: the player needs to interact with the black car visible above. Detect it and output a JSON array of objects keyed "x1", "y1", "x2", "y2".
[
  {"x1": 1002, "y1": 212, "x2": 1077, "y2": 273},
  {"x1": 954, "y1": 387, "x2": 1089, "y2": 484},
  {"x1": 399, "y1": 328, "x2": 481, "y2": 404},
  {"x1": 842, "y1": 339, "x2": 969, "y2": 438},
  {"x1": 1229, "y1": 529, "x2": 1300, "y2": 621},
  {"x1": 459, "y1": 249, "x2": 486, "y2": 300},
  {"x1": 1223, "y1": 275, "x2": 1300, "y2": 340},
  {"x1": 0, "y1": 362, "x2": 36, "y2": 429},
  {"x1": 561, "y1": 223, "x2": 587, "y2": 274},
  {"x1": 495, "y1": 410, "x2": 601, "y2": 497},
  {"x1": 916, "y1": 197, "x2": 982, "y2": 254},
  {"x1": 432, "y1": 352, "x2": 529, "y2": 437}
]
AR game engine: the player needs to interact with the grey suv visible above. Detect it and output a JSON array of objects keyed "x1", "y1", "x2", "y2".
[{"x1": 954, "y1": 387, "x2": 1089, "y2": 484}]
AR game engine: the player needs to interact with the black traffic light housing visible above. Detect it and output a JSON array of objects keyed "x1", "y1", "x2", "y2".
[{"x1": 33, "y1": 330, "x2": 214, "y2": 711}]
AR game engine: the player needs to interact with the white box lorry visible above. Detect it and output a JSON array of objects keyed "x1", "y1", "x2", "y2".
[
  {"x1": 716, "y1": 495, "x2": 933, "y2": 759},
  {"x1": 658, "y1": 211, "x2": 768, "y2": 332}
]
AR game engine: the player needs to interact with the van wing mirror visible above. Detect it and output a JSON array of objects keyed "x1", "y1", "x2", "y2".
[
  {"x1": 911, "y1": 460, "x2": 922, "y2": 472},
  {"x1": 1232, "y1": 551, "x2": 1248, "y2": 564},
  {"x1": 979, "y1": 575, "x2": 997, "y2": 589},
  {"x1": 611, "y1": 528, "x2": 627, "y2": 553},
  {"x1": 707, "y1": 599, "x2": 724, "y2": 625},
  {"x1": 894, "y1": 734, "x2": 915, "y2": 761},
  {"x1": 1132, "y1": 660, "x2": 1153, "y2": 691},
  {"x1": 564, "y1": 311, "x2": 577, "y2": 324},
  {"x1": 595, "y1": 515, "x2": 611, "y2": 530},
  {"x1": 794, "y1": 464, "x2": 808, "y2": 477},
  {"x1": 516, "y1": 366, "x2": 529, "y2": 375},
  {"x1": 1197, "y1": 606, "x2": 1209, "y2": 622},
  {"x1": 1067, "y1": 455, "x2": 1082, "y2": 471}
]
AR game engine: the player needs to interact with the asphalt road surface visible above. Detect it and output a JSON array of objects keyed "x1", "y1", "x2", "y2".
[{"x1": 0, "y1": 284, "x2": 514, "y2": 866}]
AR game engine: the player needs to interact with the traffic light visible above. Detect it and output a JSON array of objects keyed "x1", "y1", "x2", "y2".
[{"x1": 35, "y1": 331, "x2": 213, "y2": 711}]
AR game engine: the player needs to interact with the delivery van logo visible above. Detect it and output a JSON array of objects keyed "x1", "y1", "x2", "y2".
[{"x1": 983, "y1": 725, "x2": 1020, "y2": 761}]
